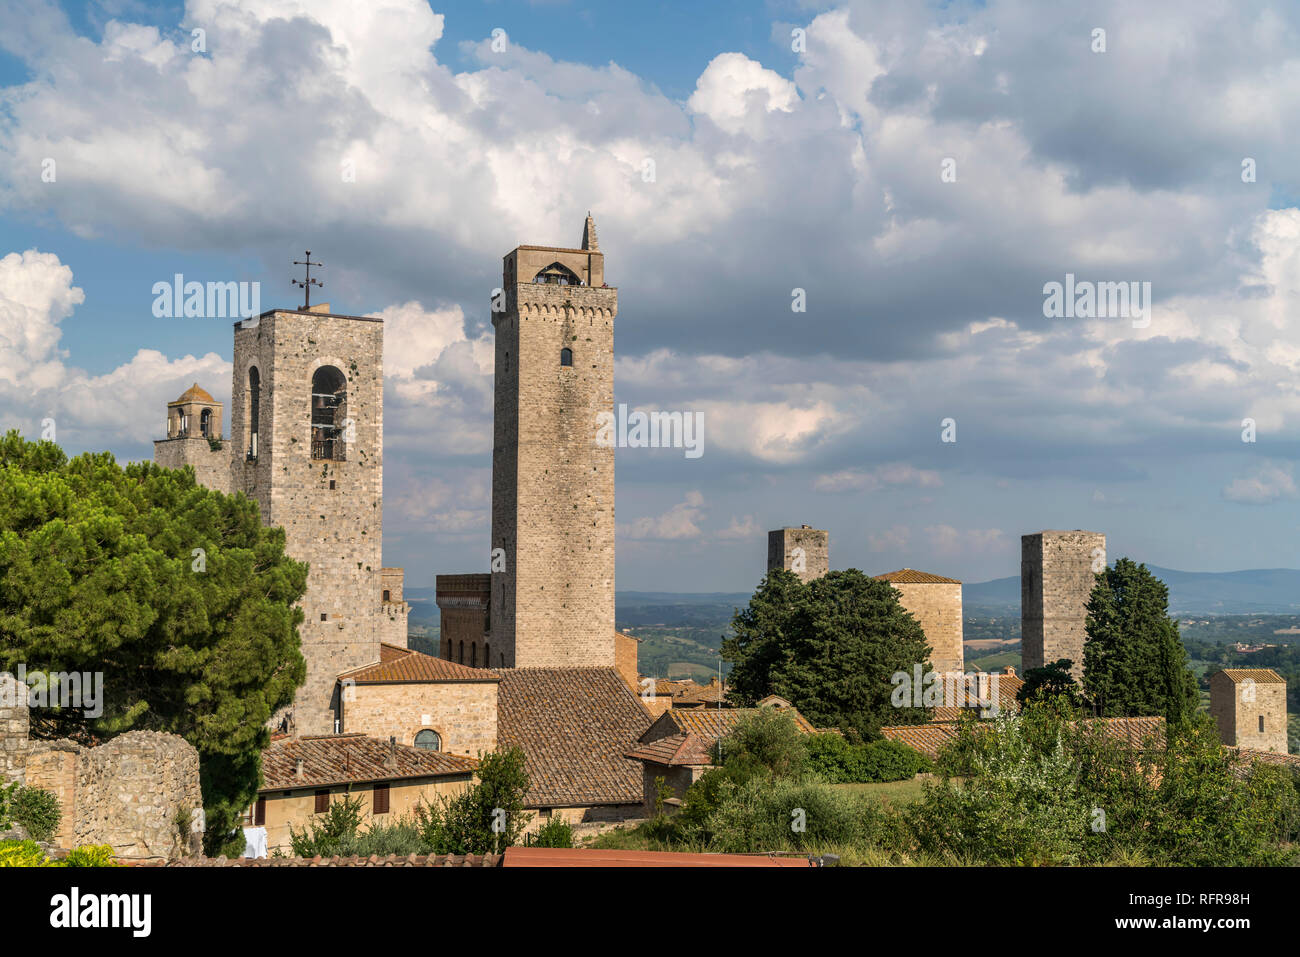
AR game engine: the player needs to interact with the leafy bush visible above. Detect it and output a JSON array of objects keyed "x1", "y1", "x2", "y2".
[
  {"x1": 416, "y1": 747, "x2": 532, "y2": 854},
  {"x1": 807, "y1": 733, "x2": 930, "y2": 783},
  {"x1": 12, "y1": 787, "x2": 61, "y2": 843},
  {"x1": 288, "y1": 794, "x2": 365, "y2": 857},
  {"x1": 706, "y1": 777, "x2": 860, "y2": 853},
  {"x1": 63, "y1": 844, "x2": 120, "y2": 867},
  {"x1": 0, "y1": 839, "x2": 58, "y2": 867},
  {"x1": 525, "y1": 815, "x2": 574, "y2": 848}
]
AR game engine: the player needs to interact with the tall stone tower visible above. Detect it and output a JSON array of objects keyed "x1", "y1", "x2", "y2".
[
  {"x1": 152, "y1": 383, "x2": 231, "y2": 493},
  {"x1": 1021, "y1": 530, "x2": 1105, "y2": 679},
  {"x1": 228, "y1": 302, "x2": 402, "y2": 735},
  {"x1": 490, "y1": 214, "x2": 618, "y2": 669},
  {"x1": 767, "y1": 526, "x2": 829, "y2": 583}
]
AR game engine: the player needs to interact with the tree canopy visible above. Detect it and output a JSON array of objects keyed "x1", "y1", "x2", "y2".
[
  {"x1": 721, "y1": 568, "x2": 932, "y2": 736},
  {"x1": 0, "y1": 432, "x2": 307, "y2": 850},
  {"x1": 1082, "y1": 558, "x2": 1198, "y2": 725}
]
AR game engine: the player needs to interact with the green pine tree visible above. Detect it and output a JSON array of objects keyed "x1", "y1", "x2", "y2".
[
  {"x1": 721, "y1": 568, "x2": 931, "y2": 736},
  {"x1": 1082, "y1": 558, "x2": 1198, "y2": 725},
  {"x1": 0, "y1": 431, "x2": 308, "y2": 852}
]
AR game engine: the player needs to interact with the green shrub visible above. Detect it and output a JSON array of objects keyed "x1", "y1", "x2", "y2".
[
  {"x1": 0, "y1": 839, "x2": 58, "y2": 867},
  {"x1": 807, "y1": 733, "x2": 930, "y2": 783},
  {"x1": 288, "y1": 794, "x2": 365, "y2": 857},
  {"x1": 12, "y1": 786, "x2": 60, "y2": 843},
  {"x1": 706, "y1": 777, "x2": 860, "y2": 853},
  {"x1": 64, "y1": 844, "x2": 120, "y2": 867},
  {"x1": 526, "y1": 815, "x2": 574, "y2": 848}
]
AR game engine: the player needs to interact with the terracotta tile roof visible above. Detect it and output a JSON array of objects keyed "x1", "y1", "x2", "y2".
[
  {"x1": 261, "y1": 733, "x2": 478, "y2": 790},
  {"x1": 494, "y1": 668, "x2": 654, "y2": 808},
  {"x1": 338, "y1": 643, "x2": 498, "y2": 684},
  {"x1": 141, "y1": 853, "x2": 501, "y2": 867},
  {"x1": 874, "y1": 568, "x2": 962, "y2": 584},
  {"x1": 879, "y1": 723, "x2": 961, "y2": 760},
  {"x1": 173, "y1": 382, "x2": 216, "y2": 404},
  {"x1": 662, "y1": 706, "x2": 816, "y2": 740},
  {"x1": 1216, "y1": 668, "x2": 1286, "y2": 684},
  {"x1": 628, "y1": 704, "x2": 818, "y2": 768},
  {"x1": 881, "y1": 715, "x2": 1167, "y2": 761},
  {"x1": 1232, "y1": 747, "x2": 1300, "y2": 768},
  {"x1": 625, "y1": 732, "x2": 713, "y2": 767},
  {"x1": 502, "y1": 846, "x2": 811, "y2": 867}
]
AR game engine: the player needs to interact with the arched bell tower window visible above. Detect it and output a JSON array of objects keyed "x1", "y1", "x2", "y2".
[
  {"x1": 560, "y1": 347, "x2": 573, "y2": 367},
  {"x1": 311, "y1": 366, "x2": 347, "y2": 461},
  {"x1": 200, "y1": 408, "x2": 212, "y2": 438},
  {"x1": 247, "y1": 366, "x2": 260, "y2": 460},
  {"x1": 532, "y1": 262, "x2": 581, "y2": 286}
]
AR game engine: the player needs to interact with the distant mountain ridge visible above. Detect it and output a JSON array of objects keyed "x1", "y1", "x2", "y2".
[
  {"x1": 966, "y1": 566, "x2": 1300, "y2": 615},
  {"x1": 412, "y1": 566, "x2": 1300, "y2": 618}
]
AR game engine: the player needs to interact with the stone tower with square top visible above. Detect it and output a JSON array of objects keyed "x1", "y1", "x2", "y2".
[
  {"x1": 489, "y1": 215, "x2": 618, "y2": 669},
  {"x1": 227, "y1": 302, "x2": 406, "y2": 735},
  {"x1": 767, "y1": 526, "x2": 829, "y2": 584},
  {"x1": 1021, "y1": 530, "x2": 1106, "y2": 679}
]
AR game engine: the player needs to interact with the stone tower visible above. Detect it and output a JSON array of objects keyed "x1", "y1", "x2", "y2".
[
  {"x1": 874, "y1": 569, "x2": 964, "y2": 674},
  {"x1": 152, "y1": 383, "x2": 231, "y2": 493},
  {"x1": 1021, "y1": 530, "x2": 1105, "y2": 679},
  {"x1": 1210, "y1": 669, "x2": 1288, "y2": 754},
  {"x1": 489, "y1": 215, "x2": 618, "y2": 669},
  {"x1": 228, "y1": 302, "x2": 405, "y2": 735},
  {"x1": 767, "y1": 526, "x2": 829, "y2": 584}
]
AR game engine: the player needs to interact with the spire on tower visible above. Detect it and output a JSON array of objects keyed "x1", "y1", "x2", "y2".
[{"x1": 581, "y1": 212, "x2": 599, "y2": 252}]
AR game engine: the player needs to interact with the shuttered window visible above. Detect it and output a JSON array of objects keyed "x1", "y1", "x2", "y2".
[
  {"x1": 254, "y1": 797, "x2": 266, "y2": 826},
  {"x1": 373, "y1": 782, "x2": 390, "y2": 815},
  {"x1": 314, "y1": 789, "x2": 330, "y2": 813}
]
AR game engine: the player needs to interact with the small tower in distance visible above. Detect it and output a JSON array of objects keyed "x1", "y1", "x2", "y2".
[
  {"x1": 1210, "y1": 669, "x2": 1288, "y2": 754},
  {"x1": 767, "y1": 526, "x2": 829, "y2": 584},
  {"x1": 1021, "y1": 530, "x2": 1106, "y2": 679},
  {"x1": 153, "y1": 383, "x2": 230, "y2": 493}
]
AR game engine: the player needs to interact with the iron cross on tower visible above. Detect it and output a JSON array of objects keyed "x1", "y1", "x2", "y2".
[{"x1": 292, "y1": 251, "x2": 323, "y2": 309}]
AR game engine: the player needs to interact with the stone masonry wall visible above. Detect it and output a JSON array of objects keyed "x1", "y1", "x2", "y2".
[
  {"x1": 1021, "y1": 530, "x2": 1105, "y2": 678},
  {"x1": 343, "y1": 681, "x2": 498, "y2": 759},
  {"x1": 27, "y1": 732, "x2": 202, "y2": 859},
  {"x1": 767, "y1": 527, "x2": 829, "y2": 584},
  {"x1": 0, "y1": 675, "x2": 29, "y2": 785},
  {"x1": 153, "y1": 436, "x2": 232, "y2": 494},
  {"x1": 230, "y1": 309, "x2": 388, "y2": 735},
  {"x1": 491, "y1": 271, "x2": 618, "y2": 669},
  {"x1": 890, "y1": 581, "x2": 964, "y2": 673}
]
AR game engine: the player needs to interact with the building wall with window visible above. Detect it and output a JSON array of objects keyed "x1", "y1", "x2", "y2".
[
  {"x1": 228, "y1": 305, "x2": 392, "y2": 736},
  {"x1": 340, "y1": 680, "x2": 498, "y2": 760},
  {"x1": 1210, "y1": 669, "x2": 1288, "y2": 754},
  {"x1": 254, "y1": 774, "x2": 472, "y2": 853}
]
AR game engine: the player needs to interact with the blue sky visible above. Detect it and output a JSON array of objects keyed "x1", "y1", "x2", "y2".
[{"x1": 1, "y1": 0, "x2": 1298, "y2": 592}]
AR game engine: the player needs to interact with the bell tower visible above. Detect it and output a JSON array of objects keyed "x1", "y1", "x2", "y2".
[{"x1": 490, "y1": 215, "x2": 618, "y2": 668}]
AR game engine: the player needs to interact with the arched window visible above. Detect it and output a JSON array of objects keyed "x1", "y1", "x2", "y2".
[
  {"x1": 247, "y1": 367, "x2": 260, "y2": 459},
  {"x1": 560, "y1": 347, "x2": 573, "y2": 367},
  {"x1": 484, "y1": 642, "x2": 490, "y2": 667},
  {"x1": 458, "y1": 640, "x2": 464, "y2": 664},
  {"x1": 532, "y1": 262, "x2": 581, "y2": 286},
  {"x1": 471, "y1": 643, "x2": 477, "y2": 668},
  {"x1": 200, "y1": 408, "x2": 211, "y2": 438},
  {"x1": 311, "y1": 366, "x2": 347, "y2": 461},
  {"x1": 414, "y1": 730, "x2": 441, "y2": 751}
]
